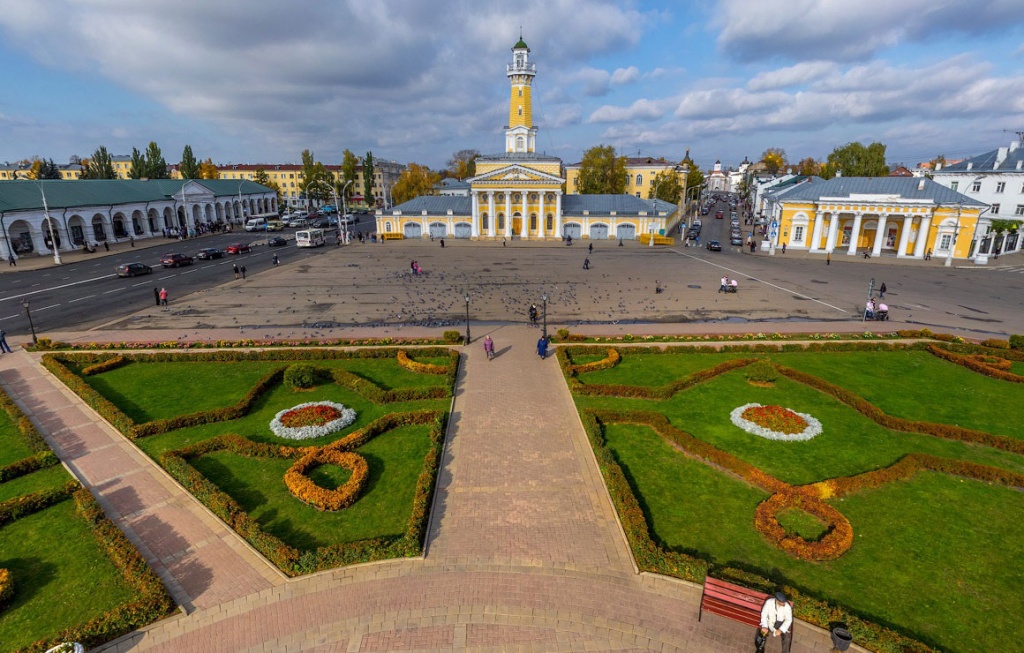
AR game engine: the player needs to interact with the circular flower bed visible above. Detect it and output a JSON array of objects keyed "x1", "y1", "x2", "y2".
[
  {"x1": 270, "y1": 401, "x2": 356, "y2": 440},
  {"x1": 731, "y1": 403, "x2": 822, "y2": 441}
]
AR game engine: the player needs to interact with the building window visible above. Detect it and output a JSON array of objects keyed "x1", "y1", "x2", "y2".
[
  {"x1": 481, "y1": 214, "x2": 489, "y2": 230},
  {"x1": 518, "y1": 88, "x2": 522, "y2": 97},
  {"x1": 793, "y1": 226, "x2": 804, "y2": 242},
  {"x1": 530, "y1": 214, "x2": 537, "y2": 230},
  {"x1": 636, "y1": 174, "x2": 642, "y2": 186},
  {"x1": 972, "y1": 181, "x2": 981, "y2": 192},
  {"x1": 1015, "y1": 205, "x2": 1024, "y2": 216},
  {"x1": 939, "y1": 234, "x2": 952, "y2": 250},
  {"x1": 518, "y1": 107, "x2": 522, "y2": 116},
  {"x1": 996, "y1": 182, "x2": 1006, "y2": 193},
  {"x1": 991, "y1": 203, "x2": 1000, "y2": 215},
  {"x1": 636, "y1": 192, "x2": 641, "y2": 198},
  {"x1": 546, "y1": 214, "x2": 553, "y2": 230},
  {"x1": 498, "y1": 215, "x2": 505, "y2": 230}
]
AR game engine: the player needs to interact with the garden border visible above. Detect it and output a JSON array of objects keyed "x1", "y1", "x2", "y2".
[{"x1": 0, "y1": 386, "x2": 59, "y2": 483}]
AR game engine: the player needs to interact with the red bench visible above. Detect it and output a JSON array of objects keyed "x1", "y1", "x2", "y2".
[{"x1": 699, "y1": 577, "x2": 769, "y2": 627}]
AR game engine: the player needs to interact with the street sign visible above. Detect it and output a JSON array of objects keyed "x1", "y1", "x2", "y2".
[{"x1": 770, "y1": 221, "x2": 778, "y2": 229}]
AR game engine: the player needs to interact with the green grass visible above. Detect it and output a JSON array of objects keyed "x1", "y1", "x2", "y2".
[
  {"x1": 190, "y1": 423, "x2": 432, "y2": 550},
  {"x1": 0, "y1": 409, "x2": 34, "y2": 468},
  {"x1": 776, "y1": 508, "x2": 828, "y2": 541},
  {"x1": 1011, "y1": 361, "x2": 1024, "y2": 376},
  {"x1": 578, "y1": 351, "x2": 750, "y2": 387},
  {"x1": 0, "y1": 465, "x2": 69, "y2": 503},
  {"x1": 0, "y1": 499, "x2": 138, "y2": 651}
]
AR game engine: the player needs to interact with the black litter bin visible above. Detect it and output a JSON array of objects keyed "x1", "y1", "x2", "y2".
[{"x1": 830, "y1": 626, "x2": 853, "y2": 651}]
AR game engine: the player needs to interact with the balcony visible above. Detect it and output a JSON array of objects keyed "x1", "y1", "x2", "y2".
[{"x1": 506, "y1": 63, "x2": 536, "y2": 74}]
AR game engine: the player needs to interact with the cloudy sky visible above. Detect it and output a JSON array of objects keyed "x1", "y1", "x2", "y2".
[{"x1": 2, "y1": 0, "x2": 1023, "y2": 172}]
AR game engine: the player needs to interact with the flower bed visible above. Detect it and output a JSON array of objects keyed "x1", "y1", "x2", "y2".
[
  {"x1": 753, "y1": 492, "x2": 853, "y2": 560},
  {"x1": 270, "y1": 401, "x2": 356, "y2": 440},
  {"x1": 731, "y1": 403, "x2": 822, "y2": 441},
  {"x1": 396, "y1": 350, "x2": 449, "y2": 375},
  {"x1": 284, "y1": 449, "x2": 369, "y2": 511}
]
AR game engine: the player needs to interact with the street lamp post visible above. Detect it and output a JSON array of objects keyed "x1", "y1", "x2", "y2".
[
  {"x1": 464, "y1": 294, "x2": 471, "y2": 345},
  {"x1": 22, "y1": 300, "x2": 37, "y2": 344},
  {"x1": 945, "y1": 201, "x2": 963, "y2": 268},
  {"x1": 541, "y1": 293, "x2": 548, "y2": 342},
  {"x1": 37, "y1": 182, "x2": 62, "y2": 264}
]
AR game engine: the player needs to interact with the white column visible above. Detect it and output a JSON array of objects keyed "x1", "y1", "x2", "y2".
[
  {"x1": 824, "y1": 212, "x2": 840, "y2": 252},
  {"x1": 896, "y1": 215, "x2": 913, "y2": 257},
  {"x1": 809, "y1": 211, "x2": 824, "y2": 252},
  {"x1": 913, "y1": 215, "x2": 932, "y2": 258},
  {"x1": 504, "y1": 190, "x2": 512, "y2": 238},
  {"x1": 847, "y1": 213, "x2": 863, "y2": 255},
  {"x1": 471, "y1": 193, "x2": 479, "y2": 238},
  {"x1": 521, "y1": 191, "x2": 528, "y2": 240},
  {"x1": 555, "y1": 192, "x2": 563, "y2": 238},
  {"x1": 538, "y1": 191, "x2": 546, "y2": 239},
  {"x1": 871, "y1": 215, "x2": 888, "y2": 256},
  {"x1": 488, "y1": 192, "x2": 495, "y2": 237}
]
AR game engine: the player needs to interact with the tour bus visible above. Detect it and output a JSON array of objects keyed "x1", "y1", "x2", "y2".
[{"x1": 295, "y1": 228, "x2": 326, "y2": 248}]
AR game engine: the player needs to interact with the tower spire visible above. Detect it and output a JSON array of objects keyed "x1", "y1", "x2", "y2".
[{"x1": 506, "y1": 35, "x2": 537, "y2": 153}]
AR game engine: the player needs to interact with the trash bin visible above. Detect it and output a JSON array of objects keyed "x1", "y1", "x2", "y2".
[{"x1": 830, "y1": 626, "x2": 853, "y2": 651}]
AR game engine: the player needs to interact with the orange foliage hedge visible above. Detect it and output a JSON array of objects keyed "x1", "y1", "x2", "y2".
[
  {"x1": 396, "y1": 350, "x2": 448, "y2": 375},
  {"x1": 81, "y1": 355, "x2": 129, "y2": 376},
  {"x1": 569, "y1": 348, "x2": 622, "y2": 375},
  {"x1": 0, "y1": 568, "x2": 12, "y2": 611},
  {"x1": 926, "y1": 344, "x2": 1024, "y2": 383},
  {"x1": 572, "y1": 358, "x2": 757, "y2": 399},
  {"x1": 285, "y1": 450, "x2": 369, "y2": 511},
  {"x1": 754, "y1": 492, "x2": 854, "y2": 561}
]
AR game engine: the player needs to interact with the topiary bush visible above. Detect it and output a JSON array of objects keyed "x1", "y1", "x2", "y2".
[
  {"x1": 1009, "y1": 334, "x2": 1024, "y2": 351},
  {"x1": 442, "y1": 330, "x2": 462, "y2": 344},
  {"x1": 745, "y1": 360, "x2": 779, "y2": 384},
  {"x1": 556, "y1": 328, "x2": 570, "y2": 342},
  {"x1": 284, "y1": 363, "x2": 321, "y2": 390},
  {"x1": 981, "y1": 338, "x2": 1010, "y2": 349}
]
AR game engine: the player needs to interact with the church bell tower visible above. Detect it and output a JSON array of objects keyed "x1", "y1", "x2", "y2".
[{"x1": 505, "y1": 34, "x2": 537, "y2": 154}]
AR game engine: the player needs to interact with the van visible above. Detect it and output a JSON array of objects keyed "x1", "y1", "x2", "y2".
[
  {"x1": 244, "y1": 218, "x2": 267, "y2": 232},
  {"x1": 295, "y1": 228, "x2": 326, "y2": 248}
]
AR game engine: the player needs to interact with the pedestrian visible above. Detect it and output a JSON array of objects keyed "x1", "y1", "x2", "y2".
[
  {"x1": 879, "y1": 282, "x2": 886, "y2": 299},
  {"x1": 154, "y1": 288, "x2": 161, "y2": 306},
  {"x1": 826, "y1": 252, "x2": 831, "y2": 266},
  {"x1": 529, "y1": 304, "x2": 538, "y2": 327},
  {"x1": 583, "y1": 257, "x2": 590, "y2": 270},
  {"x1": 618, "y1": 238, "x2": 623, "y2": 247},
  {"x1": 272, "y1": 254, "x2": 279, "y2": 266},
  {"x1": 8, "y1": 255, "x2": 16, "y2": 267},
  {"x1": 588, "y1": 242, "x2": 593, "y2": 254},
  {"x1": 750, "y1": 241, "x2": 756, "y2": 254},
  {"x1": 159, "y1": 287, "x2": 168, "y2": 307},
  {"x1": 240, "y1": 265, "x2": 246, "y2": 280},
  {"x1": 103, "y1": 241, "x2": 109, "y2": 252},
  {"x1": 781, "y1": 242, "x2": 786, "y2": 254},
  {"x1": 757, "y1": 592, "x2": 793, "y2": 653},
  {"x1": 0, "y1": 328, "x2": 12, "y2": 354},
  {"x1": 483, "y1": 335, "x2": 494, "y2": 360},
  {"x1": 925, "y1": 248, "x2": 932, "y2": 261},
  {"x1": 537, "y1": 335, "x2": 548, "y2": 360},
  {"x1": 719, "y1": 275, "x2": 728, "y2": 293},
  {"x1": 233, "y1": 264, "x2": 240, "y2": 279},
  {"x1": 130, "y1": 236, "x2": 135, "y2": 247},
  {"x1": 502, "y1": 237, "x2": 507, "y2": 248},
  {"x1": 440, "y1": 238, "x2": 445, "y2": 248}
]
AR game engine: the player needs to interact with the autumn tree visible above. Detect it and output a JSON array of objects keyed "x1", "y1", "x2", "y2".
[
  {"x1": 362, "y1": 151, "x2": 375, "y2": 205},
  {"x1": 298, "y1": 149, "x2": 330, "y2": 203},
  {"x1": 198, "y1": 158, "x2": 219, "y2": 179},
  {"x1": 648, "y1": 170, "x2": 682, "y2": 203},
  {"x1": 760, "y1": 148, "x2": 787, "y2": 175},
  {"x1": 128, "y1": 147, "x2": 145, "y2": 179},
  {"x1": 796, "y1": 157, "x2": 821, "y2": 176},
  {"x1": 340, "y1": 149, "x2": 358, "y2": 197},
  {"x1": 820, "y1": 141, "x2": 889, "y2": 179},
  {"x1": 34, "y1": 158, "x2": 61, "y2": 180},
  {"x1": 391, "y1": 163, "x2": 440, "y2": 205},
  {"x1": 684, "y1": 164, "x2": 705, "y2": 200},
  {"x1": 447, "y1": 149, "x2": 479, "y2": 180},
  {"x1": 577, "y1": 145, "x2": 627, "y2": 194},
  {"x1": 80, "y1": 146, "x2": 117, "y2": 179}
]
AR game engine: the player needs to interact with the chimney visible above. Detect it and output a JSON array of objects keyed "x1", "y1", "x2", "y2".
[
  {"x1": 935, "y1": 162, "x2": 942, "y2": 171},
  {"x1": 1011, "y1": 140, "x2": 1020, "y2": 152},
  {"x1": 1017, "y1": 160, "x2": 1023, "y2": 171},
  {"x1": 918, "y1": 178, "x2": 926, "y2": 191},
  {"x1": 995, "y1": 147, "x2": 1008, "y2": 168},
  {"x1": 836, "y1": 171, "x2": 842, "y2": 177},
  {"x1": 966, "y1": 162, "x2": 973, "y2": 170}
]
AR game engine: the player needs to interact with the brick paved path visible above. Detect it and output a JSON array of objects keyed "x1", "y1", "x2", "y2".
[{"x1": 0, "y1": 332, "x2": 861, "y2": 652}]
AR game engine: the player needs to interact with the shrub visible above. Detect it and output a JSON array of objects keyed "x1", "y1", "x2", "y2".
[
  {"x1": 442, "y1": 330, "x2": 462, "y2": 344},
  {"x1": 285, "y1": 450, "x2": 369, "y2": 511},
  {"x1": 745, "y1": 360, "x2": 779, "y2": 384},
  {"x1": 396, "y1": 350, "x2": 448, "y2": 375},
  {"x1": 981, "y1": 338, "x2": 1010, "y2": 349},
  {"x1": 753, "y1": 492, "x2": 853, "y2": 561},
  {"x1": 556, "y1": 328, "x2": 570, "y2": 342},
  {"x1": 81, "y1": 355, "x2": 129, "y2": 376},
  {"x1": 1010, "y1": 334, "x2": 1024, "y2": 351},
  {"x1": 284, "y1": 363, "x2": 320, "y2": 389},
  {"x1": 0, "y1": 568, "x2": 12, "y2": 611}
]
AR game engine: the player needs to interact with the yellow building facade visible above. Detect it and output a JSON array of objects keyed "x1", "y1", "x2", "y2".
[
  {"x1": 565, "y1": 157, "x2": 688, "y2": 199},
  {"x1": 770, "y1": 177, "x2": 985, "y2": 260}
]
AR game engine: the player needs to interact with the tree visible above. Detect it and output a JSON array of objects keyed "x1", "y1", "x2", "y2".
[
  {"x1": 68, "y1": 154, "x2": 81, "y2": 165},
  {"x1": 298, "y1": 149, "x2": 330, "y2": 203},
  {"x1": 179, "y1": 145, "x2": 200, "y2": 179},
  {"x1": 128, "y1": 147, "x2": 145, "y2": 179},
  {"x1": 340, "y1": 149, "x2": 358, "y2": 198},
  {"x1": 143, "y1": 142, "x2": 169, "y2": 178},
  {"x1": 81, "y1": 146, "x2": 117, "y2": 179},
  {"x1": 648, "y1": 170, "x2": 682, "y2": 203},
  {"x1": 363, "y1": 151, "x2": 375, "y2": 205},
  {"x1": 577, "y1": 145, "x2": 627, "y2": 194},
  {"x1": 684, "y1": 165, "x2": 705, "y2": 199},
  {"x1": 447, "y1": 149, "x2": 479, "y2": 180},
  {"x1": 36, "y1": 158, "x2": 61, "y2": 180},
  {"x1": 796, "y1": 157, "x2": 821, "y2": 176},
  {"x1": 253, "y1": 168, "x2": 282, "y2": 204},
  {"x1": 391, "y1": 163, "x2": 440, "y2": 205},
  {"x1": 760, "y1": 148, "x2": 787, "y2": 175},
  {"x1": 198, "y1": 158, "x2": 219, "y2": 179},
  {"x1": 820, "y1": 141, "x2": 889, "y2": 179}
]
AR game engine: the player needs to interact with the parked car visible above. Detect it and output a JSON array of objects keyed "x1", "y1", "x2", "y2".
[
  {"x1": 160, "y1": 253, "x2": 194, "y2": 267},
  {"x1": 730, "y1": 236, "x2": 743, "y2": 246},
  {"x1": 267, "y1": 236, "x2": 288, "y2": 247},
  {"x1": 715, "y1": 210, "x2": 724, "y2": 219},
  {"x1": 226, "y1": 243, "x2": 252, "y2": 254},
  {"x1": 196, "y1": 247, "x2": 224, "y2": 260},
  {"x1": 266, "y1": 219, "x2": 284, "y2": 231},
  {"x1": 286, "y1": 217, "x2": 307, "y2": 228},
  {"x1": 116, "y1": 262, "x2": 153, "y2": 277},
  {"x1": 339, "y1": 214, "x2": 357, "y2": 225},
  {"x1": 706, "y1": 240, "x2": 722, "y2": 252}
]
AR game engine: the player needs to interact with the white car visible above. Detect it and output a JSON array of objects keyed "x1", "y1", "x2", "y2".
[{"x1": 339, "y1": 214, "x2": 358, "y2": 225}]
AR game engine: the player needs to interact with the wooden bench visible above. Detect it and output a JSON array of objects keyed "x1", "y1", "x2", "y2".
[{"x1": 699, "y1": 577, "x2": 769, "y2": 627}]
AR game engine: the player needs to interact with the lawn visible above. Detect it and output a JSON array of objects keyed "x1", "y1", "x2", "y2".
[
  {"x1": 568, "y1": 344, "x2": 1024, "y2": 653},
  {"x1": 0, "y1": 409, "x2": 34, "y2": 468}
]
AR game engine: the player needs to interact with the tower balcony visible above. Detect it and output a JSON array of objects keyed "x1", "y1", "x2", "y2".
[{"x1": 506, "y1": 63, "x2": 537, "y2": 74}]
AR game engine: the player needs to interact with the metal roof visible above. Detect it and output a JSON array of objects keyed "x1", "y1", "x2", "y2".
[
  {"x1": 776, "y1": 176, "x2": 986, "y2": 207},
  {"x1": 387, "y1": 196, "x2": 471, "y2": 216},
  {"x1": 0, "y1": 179, "x2": 272, "y2": 213},
  {"x1": 936, "y1": 143, "x2": 1024, "y2": 173}
]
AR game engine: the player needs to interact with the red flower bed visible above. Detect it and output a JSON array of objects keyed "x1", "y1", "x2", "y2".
[
  {"x1": 280, "y1": 404, "x2": 342, "y2": 428},
  {"x1": 741, "y1": 405, "x2": 808, "y2": 435}
]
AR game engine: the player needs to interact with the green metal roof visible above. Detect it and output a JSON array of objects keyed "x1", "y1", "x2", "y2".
[
  {"x1": 0, "y1": 179, "x2": 271, "y2": 213},
  {"x1": 513, "y1": 37, "x2": 529, "y2": 50}
]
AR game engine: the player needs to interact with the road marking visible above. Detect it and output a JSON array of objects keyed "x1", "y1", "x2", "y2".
[
  {"x1": 0, "y1": 314, "x2": 21, "y2": 321},
  {"x1": 180, "y1": 268, "x2": 198, "y2": 275},
  {"x1": 131, "y1": 281, "x2": 153, "y2": 287},
  {"x1": 0, "y1": 274, "x2": 118, "y2": 303},
  {"x1": 157, "y1": 275, "x2": 175, "y2": 280},
  {"x1": 68, "y1": 295, "x2": 95, "y2": 303},
  {"x1": 34, "y1": 303, "x2": 60, "y2": 312},
  {"x1": 668, "y1": 248, "x2": 849, "y2": 313},
  {"x1": 103, "y1": 288, "x2": 121, "y2": 294}
]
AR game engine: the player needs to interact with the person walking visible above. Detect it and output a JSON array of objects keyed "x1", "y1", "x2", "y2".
[
  {"x1": 588, "y1": 242, "x2": 593, "y2": 254},
  {"x1": 483, "y1": 335, "x2": 494, "y2": 360},
  {"x1": 233, "y1": 264, "x2": 240, "y2": 280},
  {"x1": 154, "y1": 288, "x2": 161, "y2": 306},
  {"x1": 879, "y1": 282, "x2": 886, "y2": 299},
  {"x1": 159, "y1": 287, "x2": 168, "y2": 307},
  {"x1": 756, "y1": 592, "x2": 793, "y2": 653},
  {"x1": 529, "y1": 304, "x2": 538, "y2": 327},
  {"x1": 272, "y1": 254, "x2": 279, "y2": 266},
  {"x1": 719, "y1": 275, "x2": 728, "y2": 293},
  {"x1": 826, "y1": 252, "x2": 831, "y2": 266},
  {"x1": 583, "y1": 257, "x2": 590, "y2": 270},
  {"x1": 240, "y1": 265, "x2": 247, "y2": 280},
  {"x1": 0, "y1": 328, "x2": 13, "y2": 354},
  {"x1": 781, "y1": 242, "x2": 786, "y2": 254},
  {"x1": 8, "y1": 255, "x2": 16, "y2": 267},
  {"x1": 440, "y1": 238, "x2": 445, "y2": 248},
  {"x1": 502, "y1": 237, "x2": 507, "y2": 248},
  {"x1": 536, "y1": 335, "x2": 548, "y2": 360},
  {"x1": 103, "y1": 241, "x2": 109, "y2": 252}
]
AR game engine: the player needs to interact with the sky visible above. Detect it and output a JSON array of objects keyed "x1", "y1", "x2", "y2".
[{"x1": 2, "y1": 0, "x2": 1024, "y2": 173}]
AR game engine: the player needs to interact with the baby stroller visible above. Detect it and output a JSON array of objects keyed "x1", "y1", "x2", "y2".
[{"x1": 875, "y1": 303, "x2": 889, "y2": 321}]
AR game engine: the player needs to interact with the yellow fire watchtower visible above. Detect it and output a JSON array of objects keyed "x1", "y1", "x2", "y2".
[{"x1": 505, "y1": 36, "x2": 537, "y2": 154}]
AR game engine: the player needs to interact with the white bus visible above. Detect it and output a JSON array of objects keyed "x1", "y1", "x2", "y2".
[{"x1": 295, "y1": 228, "x2": 326, "y2": 248}]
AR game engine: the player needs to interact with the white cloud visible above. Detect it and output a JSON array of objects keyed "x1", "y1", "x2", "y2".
[
  {"x1": 747, "y1": 62, "x2": 838, "y2": 91},
  {"x1": 610, "y1": 66, "x2": 641, "y2": 85},
  {"x1": 589, "y1": 98, "x2": 666, "y2": 123}
]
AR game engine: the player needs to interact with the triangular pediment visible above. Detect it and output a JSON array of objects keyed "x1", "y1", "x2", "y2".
[{"x1": 469, "y1": 164, "x2": 563, "y2": 185}]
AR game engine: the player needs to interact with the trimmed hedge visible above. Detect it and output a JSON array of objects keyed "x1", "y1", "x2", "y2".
[
  {"x1": 0, "y1": 480, "x2": 79, "y2": 526},
  {"x1": 1010, "y1": 334, "x2": 1024, "y2": 351},
  {"x1": 569, "y1": 355, "x2": 758, "y2": 400},
  {"x1": 0, "y1": 386, "x2": 60, "y2": 483},
  {"x1": 285, "y1": 450, "x2": 369, "y2": 511},
  {"x1": 283, "y1": 363, "x2": 321, "y2": 389},
  {"x1": 0, "y1": 451, "x2": 59, "y2": 484},
  {"x1": 81, "y1": 355, "x2": 128, "y2": 376},
  {"x1": 926, "y1": 344, "x2": 1024, "y2": 383},
  {"x1": 753, "y1": 492, "x2": 853, "y2": 561},
  {"x1": 0, "y1": 568, "x2": 12, "y2": 612},
  {"x1": 41, "y1": 355, "x2": 135, "y2": 436},
  {"x1": 396, "y1": 350, "x2": 449, "y2": 375}
]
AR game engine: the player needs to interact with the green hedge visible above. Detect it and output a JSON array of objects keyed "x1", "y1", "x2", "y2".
[{"x1": 0, "y1": 386, "x2": 60, "y2": 483}]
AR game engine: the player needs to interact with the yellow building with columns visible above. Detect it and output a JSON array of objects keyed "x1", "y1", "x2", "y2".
[{"x1": 376, "y1": 37, "x2": 676, "y2": 240}]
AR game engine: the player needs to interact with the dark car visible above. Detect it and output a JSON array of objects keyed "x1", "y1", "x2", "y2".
[
  {"x1": 196, "y1": 247, "x2": 224, "y2": 260},
  {"x1": 706, "y1": 240, "x2": 722, "y2": 252},
  {"x1": 116, "y1": 262, "x2": 152, "y2": 277},
  {"x1": 226, "y1": 243, "x2": 252, "y2": 254},
  {"x1": 267, "y1": 236, "x2": 287, "y2": 247},
  {"x1": 160, "y1": 253, "x2": 194, "y2": 268}
]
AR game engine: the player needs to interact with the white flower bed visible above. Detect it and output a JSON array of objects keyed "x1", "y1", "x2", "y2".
[
  {"x1": 730, "y1": 403, "x2": 822, "y2": 442},
  {"x1": 270, "y1": 401, "x2": 356, "y2": 440}
]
